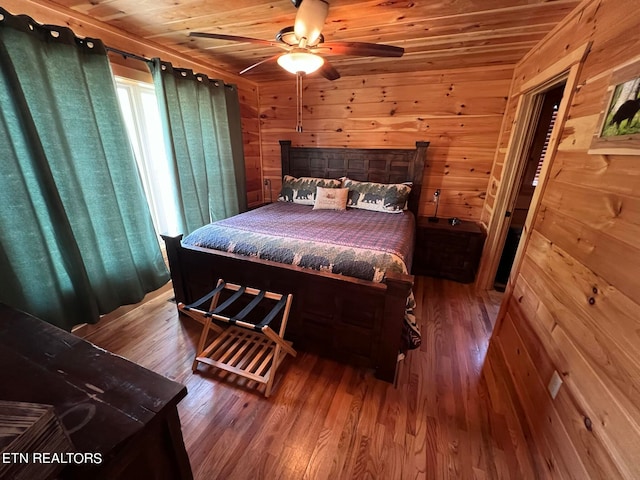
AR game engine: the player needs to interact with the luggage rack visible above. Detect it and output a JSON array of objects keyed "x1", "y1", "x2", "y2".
[{"x1": 178, "y1": 279, "x2": 296, "y2": 397}]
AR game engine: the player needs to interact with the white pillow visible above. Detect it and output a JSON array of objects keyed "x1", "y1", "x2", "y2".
[{"x1": 313, "y1": 187, "x2": 349, "y2": 211}]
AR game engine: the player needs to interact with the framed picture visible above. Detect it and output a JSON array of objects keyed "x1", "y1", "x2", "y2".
[{"x1": 589, "y1": 58, "x2": 640, "y2": 155}]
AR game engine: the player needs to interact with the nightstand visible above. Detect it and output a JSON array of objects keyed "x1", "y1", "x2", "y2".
[{"x1": 412, "y1": 217, "x2": 485, "y2": 283}]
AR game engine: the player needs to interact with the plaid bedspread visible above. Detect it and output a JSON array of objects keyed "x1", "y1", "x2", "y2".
[{"x1": 182, "y1": 202, "x2": 415, "y2": 282}]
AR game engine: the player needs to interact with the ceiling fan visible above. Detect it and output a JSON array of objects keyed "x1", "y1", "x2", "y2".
[{"x1": 188, "y1": 0, "x2": 404, "y2": 81}]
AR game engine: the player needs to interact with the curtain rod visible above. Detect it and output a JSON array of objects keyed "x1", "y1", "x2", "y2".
[
  {"x1": 105, "y1": 46, "x2": 236, "y2": 88},
  {"x1": 106, "y1": 46, "x2": 149, "y2": 63}
]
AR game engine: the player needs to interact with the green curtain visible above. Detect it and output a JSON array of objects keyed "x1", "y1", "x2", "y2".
[
  {"x1": 149, "y1": 59, "x2": 247, "y2": 235},
  {"x1": 0, "y1": 9, "x2": 169, "y2": 330}
]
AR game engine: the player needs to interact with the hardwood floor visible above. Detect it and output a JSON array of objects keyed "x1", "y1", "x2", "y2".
[{"x1": 83, "y1": 276, "x2": 538, "y2": 479}]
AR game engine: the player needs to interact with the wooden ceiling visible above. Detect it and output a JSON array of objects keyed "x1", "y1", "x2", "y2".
[{"x1": 50, "y1": 0, "x2": 580, "y2": 83}]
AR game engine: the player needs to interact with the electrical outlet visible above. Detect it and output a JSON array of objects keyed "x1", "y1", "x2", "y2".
[{"x1": 548, "y1": 370, "x2": 563, "y2": 399}]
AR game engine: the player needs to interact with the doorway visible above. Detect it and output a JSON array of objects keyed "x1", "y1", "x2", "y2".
[{"x1": 493, "y1": 83, "x2": 565, "y2": 291}]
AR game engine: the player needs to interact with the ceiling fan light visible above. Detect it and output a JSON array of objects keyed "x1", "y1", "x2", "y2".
[{"x1": 277, "y1": 51, "x2": 325, "y2": 74}]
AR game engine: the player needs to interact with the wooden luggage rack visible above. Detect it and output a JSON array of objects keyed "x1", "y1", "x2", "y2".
[{"x1": 178, "y1": 279, "x2": 296, "y2": 397}]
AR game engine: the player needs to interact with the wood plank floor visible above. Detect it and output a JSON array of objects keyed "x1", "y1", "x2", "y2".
[{"x1": 83, "y1": 276, "x2": 538, "y2": 479}]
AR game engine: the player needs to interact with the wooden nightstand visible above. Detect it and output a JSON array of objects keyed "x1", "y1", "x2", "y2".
[{"x1": 412, "y1": 217, "x2": 485, "y2": 283}]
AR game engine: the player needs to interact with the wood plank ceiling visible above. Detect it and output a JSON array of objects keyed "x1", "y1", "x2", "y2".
[{"x1": 49, "y1": 0, "x2": 580, "y2": 83}]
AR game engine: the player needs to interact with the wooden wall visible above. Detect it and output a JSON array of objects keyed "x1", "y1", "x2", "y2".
[
  {"x1": 2, "y1": 0, "x2": 263, "y2": 209},
  {"x1": 258, "y1": 66, "x2": 513, "y2": 220},
  {"x1": 486, "y1": 0, "x2": 640, "y2": 477}
]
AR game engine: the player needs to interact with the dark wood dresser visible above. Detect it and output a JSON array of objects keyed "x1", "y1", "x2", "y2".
[
  {"x1": 0, "y1": 304, "x2": 192, "y2": 480},
  {"x1": 412, "y1": 217, "x2": 485, "y2": 283}
]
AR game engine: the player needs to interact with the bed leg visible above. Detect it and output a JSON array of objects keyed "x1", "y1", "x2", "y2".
[{"x1": 376, "y1": 272, "x2": 413, "y2": 383}]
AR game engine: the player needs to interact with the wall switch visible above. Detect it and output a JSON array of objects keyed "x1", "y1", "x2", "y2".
[{"x1": 548, "y1": 370, "x2": 563, "y2": 399}]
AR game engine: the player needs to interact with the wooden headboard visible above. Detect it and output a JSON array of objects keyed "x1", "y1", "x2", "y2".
[{"x1": 279, "y1": 140, "x2": 429, "y2": 217}]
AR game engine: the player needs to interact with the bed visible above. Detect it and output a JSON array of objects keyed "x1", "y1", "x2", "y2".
[{"x1": 162, "y1": 140, "x2": 429, "y2": 382}]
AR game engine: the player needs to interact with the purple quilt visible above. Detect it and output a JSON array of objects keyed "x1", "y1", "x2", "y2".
[{"x1": 182, "y1": 202, "x2": 415, "y2": 281}]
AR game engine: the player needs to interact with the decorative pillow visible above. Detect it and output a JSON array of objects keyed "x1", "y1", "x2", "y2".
[
  {"x1": 342, "y1": 178, "x2": 412, "y2": 213},
  {"x1": 313, "y1": 187, "x2": 349, "y2": 211},
  {"x1": 278, "y1": 175, "x2": 342, "y2": 205}
]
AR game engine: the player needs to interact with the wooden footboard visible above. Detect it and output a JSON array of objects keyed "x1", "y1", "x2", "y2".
[{"x1": 162, "y1": 234, "x2": 413, "y2": 383}]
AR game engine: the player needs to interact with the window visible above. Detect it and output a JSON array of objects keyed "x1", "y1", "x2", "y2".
[{"x1": 114, "y1": 76, "x2": 178, "y2": 235}]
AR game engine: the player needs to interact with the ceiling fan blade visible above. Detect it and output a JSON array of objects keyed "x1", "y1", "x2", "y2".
[
  {"x1": 239, "y1": 54, "x2": 282, "y2": 75},
  {"x1": 318, "y1": 41, "x2": 404, "y2": 58},
  {"x1": 317, "y1": 59, "x2": 340, "y2": 81},
  {"x1": 294, "y1": 0, "x2": 329, "y2": 46},
  {"x1": 189, "y1": 32, "x2": 283, "y2": 49}
]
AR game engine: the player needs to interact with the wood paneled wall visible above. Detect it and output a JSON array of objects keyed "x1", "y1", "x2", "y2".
[
  {"x1": 2, "y1": 0, "x2": 263, "y2": 209},
  {"x1": 486, "y1": 0, "x2": 640, "y2": 477},
  {"x1": 258, "y1": 66, "x2": 513, "y2": 220}
]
